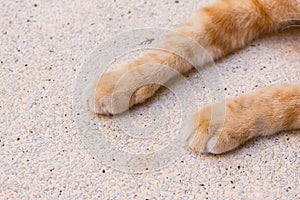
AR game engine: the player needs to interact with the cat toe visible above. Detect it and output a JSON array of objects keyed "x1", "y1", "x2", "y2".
[
  {"x1": 83, "y1": 81, "x2": 112, "y2": 115},
  {"x1": 186, "y1": 122, "x2": 225, "y2": 155},
  {"x1": 185, "y1": 112, "x2": 211, "y2": 154},
  {"x1": 185, "y1": 104, "x2": 228, "y2": 154}
]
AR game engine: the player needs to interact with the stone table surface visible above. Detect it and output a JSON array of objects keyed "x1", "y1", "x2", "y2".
[{"x1": 1, "y1": 0, "x2": 299, "y2": 199}]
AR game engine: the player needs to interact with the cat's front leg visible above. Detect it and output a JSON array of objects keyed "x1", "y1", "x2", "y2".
[
  {"x1": 85, "y1": 48, "x2": 194, "y2": 115},
  {"x1": 187, "y1": 84, "x2": 300, "y2": 154},
  {"x1": 85, "y1": 30, "x2": 206, "y2": 115}
]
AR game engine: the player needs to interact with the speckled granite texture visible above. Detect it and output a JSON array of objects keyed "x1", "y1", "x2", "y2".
[{"x1": 1, "y1": 0, "x2": 299, "y2": 199}]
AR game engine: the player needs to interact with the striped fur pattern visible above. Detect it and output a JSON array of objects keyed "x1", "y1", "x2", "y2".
[{"x1": 86, "y1": 0, "x2": 300, "y2": 154}]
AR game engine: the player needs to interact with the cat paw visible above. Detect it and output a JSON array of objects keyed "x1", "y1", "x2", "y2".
[
  {"x1": 83, "y1": 70, "x2": 127, "y2": 115},
  {"x1": 186, "y1": 101, "x2": 250, "y2": 154},
  {"x1": 84, "y1": 69, "x2": 159, "y2": 115}
]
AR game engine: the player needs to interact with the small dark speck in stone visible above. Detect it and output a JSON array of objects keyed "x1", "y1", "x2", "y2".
[
  {"x1": 175, "y1": 0, "x2": 179, "y2": 3},
  {"x1": 34, "y1": 4, "x2": 38, "y2": 7},
  {"x1": 102, "y1": 169, "x2": 105, "y2": 173},
  {"x1": 17, "y1": 137, "x2": 20, "y2": 141}
]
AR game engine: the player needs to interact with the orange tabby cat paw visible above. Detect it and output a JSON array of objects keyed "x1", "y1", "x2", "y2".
[
  {"x1": 187, "y1": 85, "x2": 300, "y2": 154},
  {"x1": 186, "y1": 101, "x2": 252, "y2": 154},
  {"x1": 84, "y1": 69, "x2": 159, "y2": 115},
  {"x1": 84, "y1": 70, "x2": 125, "y2": 115}
]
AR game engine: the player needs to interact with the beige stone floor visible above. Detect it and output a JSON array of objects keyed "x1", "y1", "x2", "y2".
[{"x1": 1, "y1": 0, "x2": 299, "y2": 199}]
